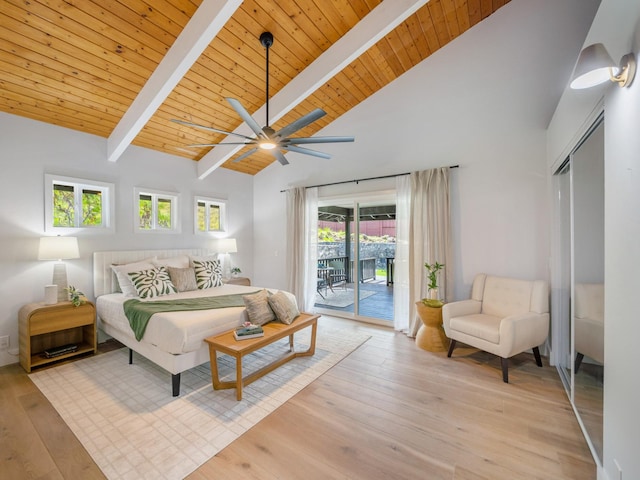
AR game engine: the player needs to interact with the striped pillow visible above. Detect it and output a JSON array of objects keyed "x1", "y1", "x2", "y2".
[
  {"x1": 243, "y1": 289, "x2": 275, "y2": 325},
  {"x1": 267, "y1": 291, "x2": 300, "y2": 325}
]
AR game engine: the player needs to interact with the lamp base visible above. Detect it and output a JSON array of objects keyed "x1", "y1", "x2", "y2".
[{"x1": 52, "y1": 263, "x2": 68, "y2": 303}]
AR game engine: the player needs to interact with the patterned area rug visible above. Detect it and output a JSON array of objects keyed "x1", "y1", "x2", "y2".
[
  {"x1": 30, "y1": 325, "x2": 370, "y2": 480},
  {"x1": 315, "y1": 288, "x2": 376, "y2": 308}
]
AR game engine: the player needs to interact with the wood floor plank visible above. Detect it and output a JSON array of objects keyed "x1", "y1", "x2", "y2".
[
  {"x1": 20, "y1": 391, "x2": 106, "y2": 479},
  {"x1": 0, "y1": 359, "x2": 105, "y2": 479},
  {"x1": 195, "y1": 318, "x2": 595, "y2": 479},
  {"x1": 0, "y1": 317, "x2": 595, "y2": 480}
]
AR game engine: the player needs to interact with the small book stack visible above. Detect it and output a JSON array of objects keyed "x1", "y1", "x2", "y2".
[
  {"x1": 234, "y1": 324, "x2": 264, "y2": 340},
  {"x1": 43, "y1": 343, "x2": 78, "y2": 358}
]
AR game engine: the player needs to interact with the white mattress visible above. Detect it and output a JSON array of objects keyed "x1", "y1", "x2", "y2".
[{"x1": 96, "y1": 284, "x2": 273, "y2": 355}]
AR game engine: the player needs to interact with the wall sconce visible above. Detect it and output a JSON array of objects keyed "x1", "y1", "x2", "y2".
[
  {"x1": 38, "y1": 236, "x2": 80, "y2": 302},
  {"x1": 570, "y1": 43, "x2": 636, "y2": 89}
]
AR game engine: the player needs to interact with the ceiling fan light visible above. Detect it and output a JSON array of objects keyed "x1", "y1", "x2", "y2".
[{"x1": 259, "y1": 141, "x2": 277, "y2": 150}]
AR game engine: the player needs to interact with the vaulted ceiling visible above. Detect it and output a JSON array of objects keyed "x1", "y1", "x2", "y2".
[{"x1": 1, "y1": 0, "x2": 509, "y2": 176}]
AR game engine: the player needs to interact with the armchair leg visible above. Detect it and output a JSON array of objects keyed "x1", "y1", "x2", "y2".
[
  {"x1": 575, "y1": 352, "x2": 584, "y2": 373},
  {"x1": 533, "y1": 347, "x2": 543, "y2": 367},
  {"x1": 447, "y1": 339, "x2": 457, "y2": 358},
  {"x1": 501, "y1": 357, "x2": 509, "y2": 383}
]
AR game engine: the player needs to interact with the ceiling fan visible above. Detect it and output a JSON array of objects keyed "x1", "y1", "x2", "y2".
[{"x1": 172, "y1": 32, "x2": 354, "y2": 166}]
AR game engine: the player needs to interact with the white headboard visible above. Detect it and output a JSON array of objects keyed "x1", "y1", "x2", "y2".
[{"x1": 93, "y1": 248, "x2": 210, "y2": 297}]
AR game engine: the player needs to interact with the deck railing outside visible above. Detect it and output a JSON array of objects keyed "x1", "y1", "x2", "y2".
[{"x1": 318, "y1": 256, "x2": 376, "y2": 283}]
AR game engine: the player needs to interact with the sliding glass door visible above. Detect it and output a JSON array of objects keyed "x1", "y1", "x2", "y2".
[{"x1": 315, "y1": 194, "x2": 395, "y2": 323}]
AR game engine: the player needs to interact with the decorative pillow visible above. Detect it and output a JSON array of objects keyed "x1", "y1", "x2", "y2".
[
  {"x1": 243, "y1": 289, "x2": 276, "y2": 325},
  {"x1": 128, "y1": 266, "x2": 177, "y2": 299},
  {"x1": 111, "y1": 259, "x2": 156, "y2": 297},
  {"x1": 267, "y1": 291, "x2": 300, "y2": 325},
  {"x1": 190, "y1": 255, "x2": 219, "y2": 266},
  {"x1": 167, "y1": 267, "x2": 198, "y2": 292},
  {"x1": 153, "y1": 255, "x2": 190, "y2": 269},
  {"x1": 192, "y1": 259, "x2": 223, "y2": 289}
]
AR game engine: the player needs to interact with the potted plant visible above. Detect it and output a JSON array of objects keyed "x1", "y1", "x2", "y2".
[
  {"x1": 423, "y1": 262, "x2": 444, "y2": 306},
  {"x1": 415, "y1": 262, "x2": 448, "y2": 352},
  {"x1": 230, "y1": 267, "x2": 242, "y2": 278},
  {"x1": 65, "y1": 285, "x2": 87, "y2": 307}
]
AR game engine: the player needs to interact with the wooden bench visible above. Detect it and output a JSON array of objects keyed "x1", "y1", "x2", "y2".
[{"x1": 204, "y1": 313, "x2": 319, "y2": 400}]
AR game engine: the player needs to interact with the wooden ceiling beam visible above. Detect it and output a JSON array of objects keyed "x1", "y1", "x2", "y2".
[
  {"x1": 196, "y1": 0, "x2": 431, "y2": 179},
  {"x1": 106, "y1": 0, "x2": 242, "y2": 163}
]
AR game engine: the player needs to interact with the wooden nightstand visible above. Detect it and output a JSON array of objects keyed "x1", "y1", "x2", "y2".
[
  {"x1": 19, "y1": 301, "x2": 97, "y2": 372},
  {"x1": 224, "y1": 276, "x2": 251, "y2": 286}
]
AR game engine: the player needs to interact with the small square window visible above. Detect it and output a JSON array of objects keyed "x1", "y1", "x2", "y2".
[
  {"x1": 135, "y1": 188, "x2": 180, "y2": 233},
  {"x1": 195, "y1": 196, "x2": 226, "y2": 234},
  {"x1": 45, "y1": 174, "x2": 114, "y2": 233}
]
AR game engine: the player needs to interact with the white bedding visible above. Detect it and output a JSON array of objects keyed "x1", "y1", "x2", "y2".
[{"x1": 96, "y1": 284, "x2": 268, "y2": 354}]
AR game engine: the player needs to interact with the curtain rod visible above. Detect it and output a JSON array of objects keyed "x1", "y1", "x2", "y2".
[{"x1": 280, "y1": 165, "x2": 459, "y2": 192}]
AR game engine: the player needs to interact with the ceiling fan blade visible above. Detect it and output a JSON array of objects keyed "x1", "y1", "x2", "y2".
[
  {"x1": 232, "y1": 148, "x2": 259, "y2": 163},
  {"x1": 225, "y1": 98, "x2": 266, "y2": 139},
  {"x1": 285, "y1": 136, "x2": 355, "y2": 145},
  {"x1": 170, "y1": 119, "x2": 254, "y2": 141},
  {"x1": 275, "y1": 108, "x2": 326, "y2": 139},
  {"x1": 282, "y1": 145, "x2": 332, "y2": 159},
  {"x1": 270, "y1": 149, "x2": 289, "y2": 165},
  {"x1": 187, "y1": 142, "x2": 255, "y2": 147}
]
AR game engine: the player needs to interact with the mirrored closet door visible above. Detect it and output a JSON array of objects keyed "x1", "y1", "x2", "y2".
[{"x1": 552, "y1": 116, "x2": 604, "y2": 464}]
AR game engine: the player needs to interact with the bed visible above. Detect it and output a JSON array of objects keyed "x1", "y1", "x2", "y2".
[{"x1": 93, "y1": 249, "x2": 293, "y2": 396}]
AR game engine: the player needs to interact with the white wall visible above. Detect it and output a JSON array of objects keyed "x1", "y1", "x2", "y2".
[
  {"x1": 547, "y1": 0, "x2": 640, "y2": 478},
  {"x1": 252, "y1": 0, "x2": 598, "y2": 302},
  {"x1": 0, "y1": 113, "x2": 253, "y2": 367}
]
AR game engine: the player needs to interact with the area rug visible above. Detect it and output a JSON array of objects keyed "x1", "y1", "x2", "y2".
[
  {"x1": 315, "y1": 288, "x2": 376, "y2": 308},
  {"x1": 30, "y1": 325, "x2": 370, "y2": 480}
]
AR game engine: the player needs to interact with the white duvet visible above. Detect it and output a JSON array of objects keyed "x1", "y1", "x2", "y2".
[{"x1": 96, "y1": 284, "x2": 274, "y2": 355}]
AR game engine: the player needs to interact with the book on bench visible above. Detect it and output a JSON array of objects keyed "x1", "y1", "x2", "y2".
[{"x1": 234, "y1": 325, "x2": 264, "y2": 340}]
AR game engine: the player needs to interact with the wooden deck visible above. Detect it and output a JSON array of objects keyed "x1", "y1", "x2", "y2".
[{"x1": 315, "y1": 278, "x2": 394, "y2": 321}]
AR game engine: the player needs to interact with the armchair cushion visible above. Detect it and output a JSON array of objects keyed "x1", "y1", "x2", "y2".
[
  {"x1": 481, "y1": 276, "x2": 548, "y2": 318},
  {"x1": 450, "y1": 313, "x2": 501, "y2": 344}
]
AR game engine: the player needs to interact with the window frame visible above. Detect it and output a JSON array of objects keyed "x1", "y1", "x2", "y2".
[
  {"x1": 44, "y1": 174, "x2": 115, "y2": 234},
  {"x1": 194, "y1": 196, "x2": 227, "y2": 235},
  {"x1": 134, "y1": 187, "x2": 181, "y2": 234}
]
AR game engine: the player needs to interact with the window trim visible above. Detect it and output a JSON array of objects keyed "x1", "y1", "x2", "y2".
[
  {"x1": 44, "y1": 174, "x2": 115, "y2": 234},
  {"x1": 134, "y1": 187, "x2": 181, "y2": 234},
  {"x1": 194, "y1": 196, "x2": 227, "y2": 235}
]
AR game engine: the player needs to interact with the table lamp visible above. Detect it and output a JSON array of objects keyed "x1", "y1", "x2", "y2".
[
  {"x1": 38, "y1": 236, "x2": 80, "y2": 302},
  {"x1": 216, "y1": 238, "x2": 237, "y2": 278}
]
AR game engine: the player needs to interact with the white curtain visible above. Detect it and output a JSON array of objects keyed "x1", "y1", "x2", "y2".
[
  {"x1": 286, "y1": 186, "x2": 318, "y2": 312},
  {"x1": 393, "y1": 175, "x2": 411, "y2": 332},
  {"x1": 394, "y1": 168, "x2": 451, "y2": 336}
]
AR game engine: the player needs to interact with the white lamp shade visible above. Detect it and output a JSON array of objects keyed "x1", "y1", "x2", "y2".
[
  {"x1": 217, "y1": 238, "x2": 237, "y2": 254},
  {"x1": 38, "y1": 236, "x2": 80, "y2": 260},
  {"x1": 570, "y1": 43, "x2": 615, "y2": 89}
]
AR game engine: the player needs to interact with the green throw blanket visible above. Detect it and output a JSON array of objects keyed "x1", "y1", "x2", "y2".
[{"x1": 123, "y1": 291, "x2": 260, "y2": 341}]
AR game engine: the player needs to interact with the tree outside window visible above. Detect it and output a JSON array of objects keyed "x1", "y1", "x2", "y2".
[
  {"x1": 45, "y1": 174, "x2": 113, "y2": 233},
  {"x1": 135, "y1": 188, "x2": 179, "y2": 233},
  {"x1": 195, "y1": 197, "x2": 226, "y2": 234}
]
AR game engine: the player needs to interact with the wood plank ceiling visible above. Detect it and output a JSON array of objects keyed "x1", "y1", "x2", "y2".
[{"x1": 0, "y1": 0, "x2": 510, "y2": 176}]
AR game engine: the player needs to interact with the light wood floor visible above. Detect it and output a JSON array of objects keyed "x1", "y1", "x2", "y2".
[{"x1": 1, "y1": 316, "x2": 595, "y2": 480}]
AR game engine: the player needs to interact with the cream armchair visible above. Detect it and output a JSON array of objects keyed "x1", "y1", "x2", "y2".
[
  {"x1": 574, "y1": 283, "x2": 604, "y2": 372},
  {"x1": 442, "y1": 274, "x2": 549, "y2": 383}
]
